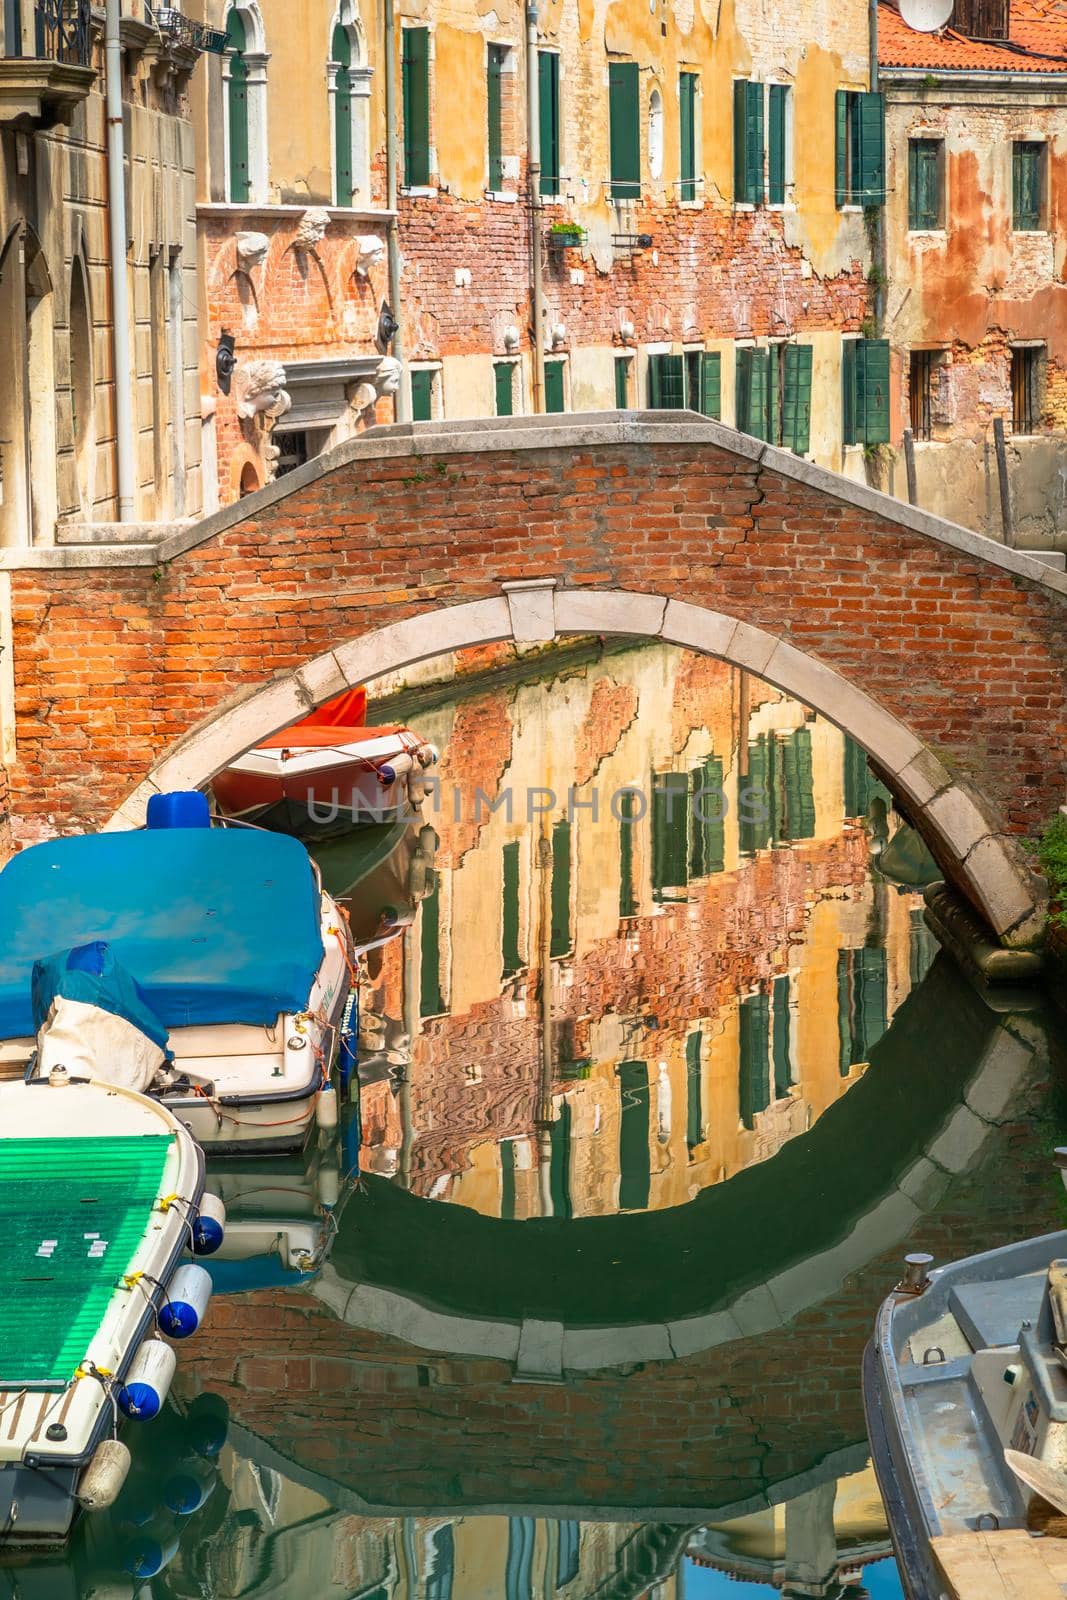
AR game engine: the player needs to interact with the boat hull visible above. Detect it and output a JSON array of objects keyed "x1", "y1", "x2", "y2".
[{"x1": 862, "y1": 1338, "x2": 938, "y2": 1600}]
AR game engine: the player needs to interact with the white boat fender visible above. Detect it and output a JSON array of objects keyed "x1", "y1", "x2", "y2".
[
  {"x1": 118, "y1": 1339, "x2": 176, "y2": 1421},
  {"x1": 162, "y1": 1456, "x2": 217, "y2": 1516},
  {"x1": 190, "y1": 1192, "x2": 226, "y2": 1257},
  {"x1": 158, "y1": 1264, "x2": 212, "y2": 1340},
  {"x1": 378, "y1": 752, "x2": 416, "y2": 784},
  {"x1": 121, "y1": 1516, "x2": 180, "y2": 1580},
  {"x1": 76, "y1": 1438, "x2": 132, "y2": 1511},
  {"x1": 317, "y1": 1158, "x2": 341, "y2": 1210},
  {"x1": 316, "y1": 1080, "x2": 339, "y2": 1132}
]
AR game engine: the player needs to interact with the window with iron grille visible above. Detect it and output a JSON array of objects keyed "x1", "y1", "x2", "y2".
[
  {"x1": 907, "y1": 138, "x2": 943, "y2": 230},
  {"x1": 1011, "y1": 346, "x2": 1042, "y2": 435},
  {"x1": 909, "y1": 349, "x2": 938, "y2": 441}
]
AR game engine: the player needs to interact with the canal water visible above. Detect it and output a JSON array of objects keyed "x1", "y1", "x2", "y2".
[{"x1": 10, "y1": 639, "x2": 1067, "y2": 1599}]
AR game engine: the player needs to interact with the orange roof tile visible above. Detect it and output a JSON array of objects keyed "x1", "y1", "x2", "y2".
[{"x1": 878, "y1": 0, "x2": 1067, "y2": 71}]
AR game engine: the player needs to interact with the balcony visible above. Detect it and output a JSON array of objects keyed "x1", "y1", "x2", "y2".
[{"x1": 0, "y1": 0, "x2": 95, "y2": 128}]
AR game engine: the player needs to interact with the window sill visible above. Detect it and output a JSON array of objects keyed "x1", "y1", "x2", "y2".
[
  {"x1": 767, "y1": 202, "x2": 797, "y2": 214},
  {"x1": 401, "y1": 185, "x2": 437, "y2": 198},
  {"x1": 838, "y1": 203, "x2": 865, "y2": 214},
  {"x1": 733, "y1": 201, "x2": 756, "y2": 212},
  {"x1": 485, "y1": 190, "x2": 518, "y2": 203},
  {"x1": 678, "y1": 199, "x2": 705, "y2": 211},
  {"x1": 1011, "y1": 227, "x2": 1048, "y2": 236}
]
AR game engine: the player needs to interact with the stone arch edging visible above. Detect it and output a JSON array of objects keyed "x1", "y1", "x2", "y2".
[{"x1": 105, "y1": 583, "x2": 1046, "y2": 946}]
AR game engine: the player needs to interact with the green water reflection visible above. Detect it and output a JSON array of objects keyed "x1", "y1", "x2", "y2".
[{"x1": 3, "y1": 641, "x2": 1064, "y2": 1599}]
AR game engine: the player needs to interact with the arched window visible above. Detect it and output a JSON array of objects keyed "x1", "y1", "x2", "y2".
[
  {"x1": 223, "y1": 3, "x2": 268, "y2": 203},
  {"x1": 648, "y1": 87, "x2": 664, "y2": 181},
  {"x1": 69, "y1": 259, "x2": 95, "y2": 514},
  {"x1": 225, "y1": 10, "x2": 250, "y2": 202},
  {"x1": 329, "y1": 1, "x2": 371, "y2": 204}
]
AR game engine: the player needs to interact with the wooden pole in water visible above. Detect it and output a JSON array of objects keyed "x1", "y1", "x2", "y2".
[
  {"x1": 994, "y1": 416, "x2": 1015, "y2": 548},
  {"x1": 902, "y1": 428, "x2": 917, "y2": 506}
]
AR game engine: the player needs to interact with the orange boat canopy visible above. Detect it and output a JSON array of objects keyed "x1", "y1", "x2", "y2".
[{"x1": 292, "y1": 686, "x2": 368, "y2": 731}]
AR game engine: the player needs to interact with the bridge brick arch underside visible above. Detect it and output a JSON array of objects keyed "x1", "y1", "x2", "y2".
[{"x1": 7, "y1": 416, "x2": 1064, "y2": 947}]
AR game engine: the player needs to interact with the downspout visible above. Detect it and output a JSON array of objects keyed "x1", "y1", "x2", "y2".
[
  {"x1": 525, "y1": 2, "x2": 544, "y2": 413},
  {"x1": 383, "y1": 0, "x2": 408, "y2": 420},
  {"x1": 105, "y1": 0, "x2": 135, "y2": 520}
]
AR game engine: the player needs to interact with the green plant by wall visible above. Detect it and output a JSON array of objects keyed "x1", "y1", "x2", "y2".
[{"x1": 1036, "y1": 814, "x2": 1067, "y2": 927}]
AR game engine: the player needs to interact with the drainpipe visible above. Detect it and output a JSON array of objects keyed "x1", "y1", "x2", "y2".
[
  {"x1": 383, "y1": 0, "x2": 408, "y2": 421},
  {"x1": 536, "y1": 827, "x2": 553, "y2": 1217},
  {"x1": 105, "y1": 0, "x2": 135, "y2": 520},
  {"x1": 525, "y1": 2, "x2": 545, "y2": 413},
  {"x1": 869, "y1": 0, "x2": 878, "y2": 92}
]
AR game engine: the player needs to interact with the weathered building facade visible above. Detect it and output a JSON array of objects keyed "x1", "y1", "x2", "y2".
[
  {"x1": 189, "y1": 0, "x2": 888, "y2": 502},
  {"x1": 0, "y1": 0, "x2": 204, "y2": 544},
  {"x1": 879, "y1": 0, "x2": 1067, "y2": 548}
]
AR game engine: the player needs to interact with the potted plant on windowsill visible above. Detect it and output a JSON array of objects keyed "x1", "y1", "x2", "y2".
[{"x1": 547, "y1": 219, "x2": 584, "y2": 251}]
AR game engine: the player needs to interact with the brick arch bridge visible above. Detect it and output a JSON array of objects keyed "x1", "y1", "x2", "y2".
[{"x1": 6, "y1": 414, "x2": 1064, "y2": 945}]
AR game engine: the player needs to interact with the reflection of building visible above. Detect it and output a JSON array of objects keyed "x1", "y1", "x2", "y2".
[{"x1": 358, "y1": 644, "x2": 932, "y2": 1220}]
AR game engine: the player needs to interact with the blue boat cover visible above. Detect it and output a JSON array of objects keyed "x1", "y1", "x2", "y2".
[
  {"x1": 0, "y1": 829, "x2": 324, "y2": 1040},
  {"x1": 32, "y1": 941, "x2": 172, "y2": 1055}
]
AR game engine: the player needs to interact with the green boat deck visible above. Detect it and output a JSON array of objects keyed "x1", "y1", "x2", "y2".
[{"x1": 0, "y1": 1135, "x2": 173, "y2": 1387}]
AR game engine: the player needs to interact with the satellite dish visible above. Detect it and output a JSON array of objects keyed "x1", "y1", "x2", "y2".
[{"x1": 899, "y1": 0, "x2": 953, "y2": 31}]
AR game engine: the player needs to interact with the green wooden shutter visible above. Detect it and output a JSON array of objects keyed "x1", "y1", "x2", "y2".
[
  {"x1": 679, "y1": 71, "x2": 697, "y2": 202},
  {"x1": 772, "y1": 975, "x2": 792, "y2": 1096},
  {"x1": 1013, "y1": 142, "x2": 1041, "y2": 230},
  {"x1": 686, "y1": 1030, "x2": 703, "y2": 1150},
  {"x1": 410, "y1": 367, "x2": 433, "y2": 420},
  {"x1": 651, "y1": 770, "x2": 689, "y2": 902},
  {"x1": 332, "y1": 25, "x2": 353, "y2": 206},
  {"x1": 856, "y1": 338, "x2": 890, "y2": 444},
  {"x1": 614, "y1": 356, "x2": 630, "y2": 409},
  {"x1": 617, "y1": 1060, "x2": 650, "y2": 1210},
  {"x1": 908, "y1": 140, "x2": 940, "y2": 229},
  {"x1": 834, "y1": 89, "x2": 848, "y2": 208},
  {"x1": 487, "y1": 44, "x2": 504, "y2": 191},
  {"x1": 689, "y1": 754, "x2": 724, "y2": 877},
  {"x1": 550, "y1": 818, "x2": 571, "y2": 955},
  {"x1": 499, "y1": 1136, "x2": 516, "y2": 1220},
  {"x1": 609, "y1": 62, "x2": 640, "y2": 199},
  {"x1": 648, "y1": 353, "x2": 684, "y2": 409},
  {"x1": 402, "y1": 26, "x2": 431, "y2": 187},
  {"x1": 740, "y1": 733, "x2": 772, "y2": 854},
  {"x1": 842, "y1": 338, "x2": 857, "y2": 444},
  {"x1": 618, "y1": 788, "x2": 637, "y2": 917},
  {"x1": 538, "y1": 51, "x2": 560, "y2": 197},
  {"x1": 737, "y1": 347, "x2": 769, "y2": 439},
  {"x1": 792, "y1": 727, "x2": 815, "y2": 838},
  {"x1": 419, "y1": 879, "x2": 443, "y2": 1016},
  {"x1": 739, "y1": 992, "x2": 770, "y2": 1130},
  {"x1": 768, "y1": 83, "x2": 787, "y2": 205},
  {"x1": 501, "y1": 839, "x2": 521, "y2": 976},
  {"x1": 544, "y1": 359, "x2": 565, "y2": 413},
  {"x1": 699, "y1": 351, "x2": 721, "y2": 419},
  {"x1": 226, "y1": 10, "x2": 250, "y2": 204},
  {"x1": 857, "y1": 90, "x2": 884, "y2": 205},
  {"x1": 549, "y1": 1099, "x2": 573, "y2": 1220},
  {"x1": 494, "y1": 362, "x2": 514, "y2": 416},
  {"x1": 837, "y1": 951, "x2": 853, "y2": 1075},
  {"x1": 745, "y1": 80, "x2": 764, "y2": 203},
  {"x1": 781, "y1": 343, "x2": 812, "y2": 454},
  {"x1": 733, "y1": 80, "x2": 747, "y2": 202},
  {"x1": 853, "y1": 948, "x2": 888, "y2": 1060}
]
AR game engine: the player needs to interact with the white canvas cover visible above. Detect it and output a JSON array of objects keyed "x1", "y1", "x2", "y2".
[{"x1": 36, "y1": 997, "x2": 167, "y2": 1093}]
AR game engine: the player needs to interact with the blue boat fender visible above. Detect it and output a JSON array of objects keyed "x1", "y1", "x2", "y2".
[
  {"x1": 162, "y1": 1456, "x2": 217, "y2": 1516},
  {"x1": 190, "y1": 1192, "x2": 226, "y2": 1256},
  {"x1": 118, "y1": 1339, "x2": 176, "y2": 1420},
  {"x1": 158, "y1": 1264, "x2": 212, "y2": 1339}
]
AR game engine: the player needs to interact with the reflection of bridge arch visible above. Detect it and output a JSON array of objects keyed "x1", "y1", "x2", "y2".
[
  {"x1": 107, "y1": 582, "x2": 1047, "y2": 948},
  {"x1": 312, "y1": 957, "x2": 1040, "y2": 1371}
]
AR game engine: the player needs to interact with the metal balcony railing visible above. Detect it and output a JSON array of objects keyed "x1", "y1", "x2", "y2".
[{"x1": 2, "y1": 0, "x2": 92, "y2": 64}]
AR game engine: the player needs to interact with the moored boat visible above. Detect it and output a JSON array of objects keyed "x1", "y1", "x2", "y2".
[
  {"x1": 0, "y1": 1075, "x2": 212, "y2": 1545},
  {"x1": 210, "y1": 687, "x2": 438, "y2": 840},
  {"x1": 863, "y1": 1201, "x2": 1067, "y2": 1599},
  {"x1": 0, "y1": 792, "x2": 353, "y2": 1155}
]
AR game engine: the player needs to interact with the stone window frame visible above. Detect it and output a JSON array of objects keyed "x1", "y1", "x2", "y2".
[
  {"x1": 906, "y1": 131, "x2": 947, "y2": 234},
  {"x1": 400, "y1": 22, "x2": 437, "y2": 197},
  {"x1": 409, "y1": 361, "x2": 444, "y2": 422},
  {"x1": 485, "y1": 39, "x2": 520, "y2": 201},
  {"x1": 536, "y1": 46, "x2": 566, "y2": 205},
  {"x1": 492, "y1": 356, "x2": 524, "y2": 417},
  {"x1": 222, "y1": 0, "x2": 269, "y2": 206},
  {"x1": 328, "y1": 0, "x2": 373, "y2": 207}
]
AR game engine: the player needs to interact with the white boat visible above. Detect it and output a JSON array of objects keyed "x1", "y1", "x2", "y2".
[
  {"x1": 0, "y1": 792, "x2": 353, "y2": 1156},
  {"x1": 0, "y1": 1075, "x2": 212, "y2": 1545}
]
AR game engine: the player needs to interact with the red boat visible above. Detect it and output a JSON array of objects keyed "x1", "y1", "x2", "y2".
[{"x1": 211, "y1": 687, "x2": 438, "y2": 839}]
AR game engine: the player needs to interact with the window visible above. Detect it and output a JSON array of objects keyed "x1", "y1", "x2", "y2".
[
  {"x1": 651, "y1": 770, "x2": 689, "y2": 903},
  {"x1": 331, "y1": 25, "x2": 354, "y2": 203},
  {"x1": 842, "y1": 337, "x2": 890, "y2": 445},
  {"x1": 648, "y1": 86, "x2": 663, "y2": 180},
  {"x1": 426, "y1": 1526, "x2": 454, "y2": 1600},
  {"x1": 843, "y1": 734, "x2": 890, "y2": 819},
  {"x1": 837, "y1": 947, "x2": 888, "y2": 1072},
  {"x1": 835, "y1": 89, "x2": 885, "y2": 207},
  {"x1": 500, "y1": 1137, "x2": 516, "y2": 1220},
  {"x1": 538, "y1": 50, "x2": 560, "y2": 197},
  {"x1": 733, "y1": 79, "x2": 764, "y2": 204},
  {"x1": 767, "y1": 83, "x2": 789, "y2": 205},
  {"x1": 618, "y1": 787, "x2": 638, "y2": 918},
  {"x1": 609, "y1": 61, "x2": 640, "y2": 200},
  {"x1": 330, "y1": 3, "x2": 369, "y2": 205},
  {"x1": 1013, "y1": 141, "x2": 1044, "y2": 231},
  {"x1": 772, "y1": 975, "x2": 793, "y2": 1097},
  {"x1": 410, "y1": 366, "x2": 438, "y2": 420},
  {"x1": 679, "y1": 71, "x2": 698, "y2": 202},
  {"x1": 549, "y1": 1099, "x2": 573, "y2": 1219},
  {"x1": 736, "y1": 344, "x2": 812, "y2": 451},
  {"x1": 494, "y1": 361, "x2": 516, "y2": 416},
  {"x1": 909, "y1": 348, "x2": 938, "y2": 440},
  {"x1": 648, "y1": 350, "x2": 720, "y2": 416},
  {"x1": 68, "y1": 260, "x2": 94, "y2": 513},
  {"x1": 738, "y1": 992, "x2": 770, "y2": 1130},
  {"x1": 501, "y1": 839, "x2": 521, "y2": 977},
  {"x1": 617, "y1": 1060, "x2": 650, "y2": 1210},
  {"x1": 556, "y1": 1522, "x2": 581, "y2": 1589},
  {"x1": 550, "y1": 818, "x2": 572, "y2": 956},
  {"x1": 487, "y1": 43, "x2": 506, "y2": 190},
  {"x1": 402, "y1": 26, "x2": 431, "y2": 187},
  {"x1": 689, "y1": 753, "x2": 725, "y2": 877},
  {"x1": 614, "y1": 354, "x2": 632, "y2": 408},
  {"x1": 908, "y1": 138, "x2": 943, "y2": 230},
  {"x1": 419, "y1": 878, "x2": 444, "y2": 1016},
  {"x1": 1012, "y1": 345, "x2": 1042, "y2": 435},
  {"x1": 225, "y1": 9, "x2": 250, "y2": 202},
  {"x1": 544, "y1": 358, "x2": 566, "y2": 413},
  {"x1": 686, "y1": 1030, "x2": 704, "y2": 1152},
  {"x1": 507, "y1": 1519, "x2": 537, "y2": 1600},
  {"x1": 740, "y1": 729, "x2": 815, "y2": 852}
]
